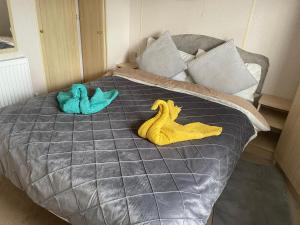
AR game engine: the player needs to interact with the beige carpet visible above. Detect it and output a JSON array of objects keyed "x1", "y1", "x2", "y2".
[
  {"x1": 214, "y1": 160, "x2": 293, "y2": 225},
  {"x1": 0, "y1": 176, "x2": 68, "y2": 225}
]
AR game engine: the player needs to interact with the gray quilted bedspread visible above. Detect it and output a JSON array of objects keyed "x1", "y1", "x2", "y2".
[{"x1": 0, "y1": 76, "x2": 255, "y2": 225}]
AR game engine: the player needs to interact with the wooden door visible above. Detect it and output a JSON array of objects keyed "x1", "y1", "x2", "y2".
[
  {"x1": 276, "y1": 84, "x2": 300, "y2": 195},
  {"x1": 79, "y1": 0, "x2": 106, "y2": 82},
  {"x1": 37, "y1": 0, "x2": 82, "y2": 92}
]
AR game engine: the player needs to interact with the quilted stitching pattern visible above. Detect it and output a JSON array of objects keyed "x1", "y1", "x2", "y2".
[{"x1": 0, "y1": 76, "x2": 255, "y2": 225}]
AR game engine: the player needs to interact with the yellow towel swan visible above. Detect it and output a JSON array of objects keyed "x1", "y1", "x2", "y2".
[{"x1": 138, "y1": 100, "x2": 222, "y2": 146}]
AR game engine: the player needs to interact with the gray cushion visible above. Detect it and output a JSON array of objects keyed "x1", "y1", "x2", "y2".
[
  {"x1": 188, "y1": 40, "x2": 258, "y2": 94},
  {"x1": 137, "y1": 32, "x2": 186, "y2": 78},
  {"x1": 171, "y1": 34, "x2": 269, "y2": 97}
]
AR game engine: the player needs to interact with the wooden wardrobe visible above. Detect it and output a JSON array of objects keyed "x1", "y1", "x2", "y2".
[
  {"x1": 36, "y1": 0, "x2": 106, "y2": 92},
  {"x1": 276, "y1": 84, "x2": 300, "y2": 196}
]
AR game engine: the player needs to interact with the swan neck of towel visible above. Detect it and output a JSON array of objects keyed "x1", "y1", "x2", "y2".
[
  {"x1": 152, "y1": 100, "x2": 169, "y2": 125},
  {"x1": 72, "y1": 84, "x2": 88, "y2": 100}
]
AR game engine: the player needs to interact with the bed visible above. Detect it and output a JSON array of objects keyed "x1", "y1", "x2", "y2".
[{"x1": 0, "y1": 35, "x2": 269, "y2": 225}]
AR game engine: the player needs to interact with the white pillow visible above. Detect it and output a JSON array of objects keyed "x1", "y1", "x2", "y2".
[
  {"x1": 188, "y1": 40, "x2": 258, "y2": 94},
  {"x1": 196, "y1": 49, "x2": 206, "y2": 57},
  {"x1": 173, "y1": 51, "x2": 196, "y2": 82},
  {"x1": 172, "y1": 71, "x2": 188, "y2": 82},
  {"x1": 178, "y1": 49, "x2": 204, "y2": 83},
  {"x1": 179, "y1": 51, "x2": 195, "y2": 63},
  {"x1": 234, "y1": 63, "x2": 262, "y2": 102},
  {"x1": 146, "y1": 37, "x2": 156, "y2": 47}
]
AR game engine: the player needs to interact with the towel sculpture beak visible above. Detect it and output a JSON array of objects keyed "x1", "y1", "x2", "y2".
[
  {"x1": 138, "y1": 99, "x2": 222, "y2": 146},
  {"x1": 57, "y1": 84, "x2": 119, "y2": 114}
]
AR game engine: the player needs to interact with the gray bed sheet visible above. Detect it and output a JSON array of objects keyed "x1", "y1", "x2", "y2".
[{"x1": 0, "y1": 76, "x2": 255, "y2": 225}]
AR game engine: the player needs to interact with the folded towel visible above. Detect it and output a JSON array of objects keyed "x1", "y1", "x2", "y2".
[
  {"x1": 57, "y1": 84, "x2": 119, "y2": 114},
  {"x1": 138, "y1": 99, "x2": 222, "y2": 146}
]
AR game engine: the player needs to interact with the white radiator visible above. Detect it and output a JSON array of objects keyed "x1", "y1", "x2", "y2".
[{"x1": 0, "y1": 57, "x2": 33, "y2": 108}]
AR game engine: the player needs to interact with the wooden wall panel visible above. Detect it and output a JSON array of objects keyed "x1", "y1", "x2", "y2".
[{"x1": 276, "y1": 84, "x2": 300, "y2": 195}]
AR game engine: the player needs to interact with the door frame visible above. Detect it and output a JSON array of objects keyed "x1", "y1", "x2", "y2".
[
  {"x1": 75, "y1": 0, "x2": 84, "y2": 80},
  {"x1": 99, "y1": 0, "x2": 107, "y2": 72}
]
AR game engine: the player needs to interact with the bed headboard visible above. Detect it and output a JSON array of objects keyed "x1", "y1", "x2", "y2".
[{"x1": 171, "y1": 34, "x2": 269, "y2": 97}]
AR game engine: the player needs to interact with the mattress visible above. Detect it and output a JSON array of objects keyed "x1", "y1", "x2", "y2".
[{"x1": 0, "y1": 70, "x2": 268, "y2": 225}]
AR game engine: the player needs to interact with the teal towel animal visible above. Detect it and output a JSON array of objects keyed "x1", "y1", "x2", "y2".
[{"x1": 57, "y1": 84, "x2": 119, "y2": 114}]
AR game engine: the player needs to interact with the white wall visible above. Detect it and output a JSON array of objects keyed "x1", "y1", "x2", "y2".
[
  {"x1": 105, "y1": 0, "x2": 130, "y2": 68},
  {"x1": 128, "y1": 0, "x2": 254, "y2": 57},
  {"x1": 245, "y1": 0, "x2": 300, "y2": 99},
  {"x1": 127, "y1": 0, "x2": 300, "y2": 100},
  {"x1": 0, "y1": 0, "x2": 47, "y2": 95}
]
